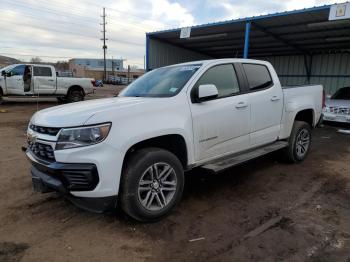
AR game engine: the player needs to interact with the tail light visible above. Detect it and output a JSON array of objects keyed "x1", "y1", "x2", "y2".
[
  {"x1": 91, "y1": 80, "x2": 96, "y2": 87},
  {"x1": 322, "y1": 89, "x2": 326, "y2": 109}
]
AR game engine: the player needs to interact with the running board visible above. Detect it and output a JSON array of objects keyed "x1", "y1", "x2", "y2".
[{"x1": 201, "y1": 141, "x2": 288, "y2": 173}]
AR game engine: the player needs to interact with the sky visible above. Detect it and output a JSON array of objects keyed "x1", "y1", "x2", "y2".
[{"x1": 0, "y1": 0, "x2": 346, "y2": 68}]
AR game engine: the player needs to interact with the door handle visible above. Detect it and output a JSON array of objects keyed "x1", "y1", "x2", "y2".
[
  {"x1": 48, "y1": 79, "x2": 54, "y2": 82},
  {"x1": 235, "y1": 101, "x2": 248, "y2": 109},
  {"x1": 271, "y1": 96, "x2": 280, "y2": 101}
]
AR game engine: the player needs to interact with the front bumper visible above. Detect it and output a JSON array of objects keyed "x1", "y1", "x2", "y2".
[
  {"x1": 323, "y1": 112, "x2": 350, "y2": 123},
  {"x1": 26, "y1": 150, "x2": 117, "y2": 213}
]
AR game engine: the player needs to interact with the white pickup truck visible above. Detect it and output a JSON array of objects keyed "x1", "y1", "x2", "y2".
[
  {"x1": 25, "y1": 59, "x2": 324, "y2": 222},
  {"x1": 0, "y1": 64, "x2": 95, "y2": 103}
]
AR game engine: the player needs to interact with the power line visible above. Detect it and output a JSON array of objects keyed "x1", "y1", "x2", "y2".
[
  {"x1": 2, "y1": 5, "x2": 153, "y2": 34},
  {"x1": 30, "y1": 0, "x2": 179, "y2": 29},
  {"x1": 2, "y1": 0, "x2": 176, "y2": 32},
  {"x1": 0, "y1": 17, "x2": 143, "y2": 47}
]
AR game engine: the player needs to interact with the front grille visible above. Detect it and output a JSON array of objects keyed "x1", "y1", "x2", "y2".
[
  {"x1": 28, "y1": 142, "x2": 56, "y2": 162},
  {"x1": 329, "y1": 107, "x2": 350, "y2": 115},
  {"x1": 30, "y1": 124, "x2": 61, "y2": 136}
]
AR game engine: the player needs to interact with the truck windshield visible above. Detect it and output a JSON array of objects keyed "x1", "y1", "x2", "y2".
[
  {"x1": 1, "y1": 65, "x2": 15, "y2": 73},
  {"x1": 120, "y1": 64, "x2": 201, "y2": 97},
  {"x1": 332, "y1": 87, "x2": 350, "y2": 100}
]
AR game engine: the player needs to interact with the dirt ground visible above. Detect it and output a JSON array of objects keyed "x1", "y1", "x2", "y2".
[{"x1": 0, "y1": 85, "x2": 349, "y2": 262}]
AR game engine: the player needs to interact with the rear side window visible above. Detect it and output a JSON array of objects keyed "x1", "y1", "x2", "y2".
[
  {"x1": 195, "y1": 64, "x2": 240, "y2": 98},
  {"x1": 243, "y1": 64, "x2": 273, "y2": 91},
  {"x1": 33, "y1": 67, "x2": 52, "y2": 77}
]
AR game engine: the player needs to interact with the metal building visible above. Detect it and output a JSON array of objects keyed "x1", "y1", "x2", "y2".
[{"x1": 146, "y1": 3, "x2": 350, "y2": 95}]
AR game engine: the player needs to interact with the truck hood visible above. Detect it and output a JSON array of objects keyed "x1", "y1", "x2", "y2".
[
  {"x1": 31, "y1": 97, "x2": 148, "y2": 127},
  {"x1": 326, "y1": 98, "x2": 350, "y2": 108}
]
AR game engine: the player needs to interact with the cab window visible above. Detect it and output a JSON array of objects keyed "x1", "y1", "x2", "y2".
[
  {"x1": 243, "y1": 64, "x2": 273, "y2": 91},
  {"x1": 33, "y1": 67, "x2": 52, "y2": 77},
  {"x1": 195, "y1": 64, "x2": 240, "y2": 99}
]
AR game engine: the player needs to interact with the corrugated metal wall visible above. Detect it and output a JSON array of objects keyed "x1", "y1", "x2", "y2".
[
  {"x1": 261, "y1": 53, "x2": 350, "y2": 95},
  {"x1": 148, "y1": 38, "x2": 211, "y2": 70},
  {"x1": 148, "y1": 38, "x2": 350, "y2": 95}
]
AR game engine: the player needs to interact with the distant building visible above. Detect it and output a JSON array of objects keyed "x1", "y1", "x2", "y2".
[
  {"x1": 69, "y1": 58, "x2": 143, "y2": 81},
  {"x1": 69, "y1": 58, "x2": 124, "y2": 71}
]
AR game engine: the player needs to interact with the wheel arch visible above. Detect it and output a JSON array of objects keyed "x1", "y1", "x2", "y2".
[
  {"x1": 68, "y1": 85, "x2": 85, "y2": 96},
  {"x1": 294, "y1": 108, "x2": 315, "y2": 127},
  {"x1": 122, "y1": 134, "x2": 189, "y2": 171}
]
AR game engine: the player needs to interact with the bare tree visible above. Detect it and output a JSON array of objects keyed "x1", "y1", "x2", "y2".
[{"x1": 30, "y1": 57, "x2": 42, "y2": 63}]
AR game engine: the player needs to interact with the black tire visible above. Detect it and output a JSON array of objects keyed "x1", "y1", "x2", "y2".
[
  {"x1": 0, "y1": 88, "x2": 3, "y2": 105},
  {"x1": 283, "y1": 121, "x2": 312, "y2": 163},
  {"x1": 67, "y1": 89, "x2": 84, "y2": 103},
  {"x1": 119, "y1": 148, "x2": 184, "y2": 222}
]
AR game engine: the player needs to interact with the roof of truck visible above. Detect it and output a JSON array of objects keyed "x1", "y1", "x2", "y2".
[{"x1": 165, "y1": 58, "x2": 270, "y2": 67}]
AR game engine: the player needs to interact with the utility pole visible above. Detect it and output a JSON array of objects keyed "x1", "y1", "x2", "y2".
[
  {"x1": 111, "y1": 56, "x2": 115, "y2": 76},
  {"x1": 127, "y1": 65, "x2": 130, "y2": 84},
  {"x1": 100, "y1": 7, "x2": 108, "y2": 82}
]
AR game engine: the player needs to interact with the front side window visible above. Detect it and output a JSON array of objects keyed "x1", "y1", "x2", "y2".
[
  {"x1": 243, "y1": 64, "x2": 273, "y2": 91},
  {"x1": 33, "y1": 67, "x2": 52, "y2": 77},
  {"x1": 120, "y1": 64, "x2": 201, "y2": 97},
  {"x1": 10, "y1": 65, "x2": 26, "y2": 76},
  {"x1": 195, "y1": 64, "x2": 240, "y2": 98}
]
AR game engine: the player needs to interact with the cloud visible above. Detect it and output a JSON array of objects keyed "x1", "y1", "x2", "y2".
[
  {"x1": 0, "y1": 0, "x2": 347, "y2": 67},
  {"x1": 0, "y1": 0, "x2": 194, "y2": 67},
  {"x1": 151, "y1": 0, "x2": 195, "y2": 26}
]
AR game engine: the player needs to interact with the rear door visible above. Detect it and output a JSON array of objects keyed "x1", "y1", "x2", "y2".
[
  {"x1": 241, "y1": 63, "x2": 283, "y2": 146},
  {"x1": 190, "y1": 63, "x2": 251, "y2": 162},
  {"x1": 33, "y1": 66, "x2": 56, "y2": 94}
]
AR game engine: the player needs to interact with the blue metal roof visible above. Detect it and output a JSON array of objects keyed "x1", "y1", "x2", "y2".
[{"x1": 147, "y1": 3, "x2": 333, "y2": 36}]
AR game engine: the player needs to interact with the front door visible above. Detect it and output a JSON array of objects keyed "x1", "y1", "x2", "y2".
[
  {"x1": 190, "y1": 64, "x2": 251, "y2": 162},
  {"x1": 33, "y1": 66, "x2": 56, "y2": 94},
  {"x1": 5, "y1": 65, "x2": 26, "y2": 95}
]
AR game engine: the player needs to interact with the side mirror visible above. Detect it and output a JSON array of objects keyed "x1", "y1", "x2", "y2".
[
  {"x1": 1, "y1": 70, "x2": 5, "y2": 77},
  {"x1": 197, "y1": 84, "x2": 218, "y2": 102}
]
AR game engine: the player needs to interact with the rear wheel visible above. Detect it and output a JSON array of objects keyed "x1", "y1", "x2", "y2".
[
  {"x1": 283, "y1": 121, "x2": 312, "y2": 163},
  {"x1": 67, "y1": 89, "x2": 84, "y2": 103},
  {"x1": 119, "y1": 148, "x2": 184, "y2": 222}
]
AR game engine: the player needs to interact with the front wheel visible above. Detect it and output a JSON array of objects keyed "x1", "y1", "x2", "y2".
[
  {"x1": 119, "y1": 148, "x2": 184, "y2": 222},
  {"x1": 0, "y1": 89, "x2": 3, "y2": 105},
  {"x1": 283, "y1": 121, "x2": 312, "y2": 163}
]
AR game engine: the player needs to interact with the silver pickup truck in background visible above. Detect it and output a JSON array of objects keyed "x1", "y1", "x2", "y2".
[{"x1": 0, "y1": 64, "x2": 95, "y2": 104}]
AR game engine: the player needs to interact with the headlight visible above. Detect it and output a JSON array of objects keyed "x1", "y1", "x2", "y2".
[{"x1": 56, "y1": 123, "x2": 111, "y2": 150}]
